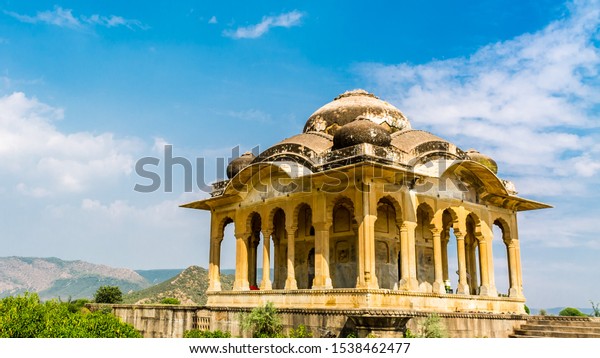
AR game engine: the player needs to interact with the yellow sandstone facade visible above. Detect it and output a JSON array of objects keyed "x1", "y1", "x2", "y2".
[{"x1": 183, "y1": 90, "x2": 550, "y2": 316}]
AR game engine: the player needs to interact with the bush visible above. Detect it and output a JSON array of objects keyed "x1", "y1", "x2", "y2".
[
  {"x1": 94, "y1": 286, "x2": 123, "y2": 304},
  {"x1": 241, "y1": 302, "x2": 283, "y2": 338},
  {"x1": 0, "y1": 293, "x2": 141, "y2": 338},
  {"x1": 420, "y1": 314, "x2": 447, "y2": 338},
  {"x1": 184, "y1": 329, "x2": 231, "y2": 338},
  {"x1": 559, "y1": 307, "x2": 586, "y2": 317},
  {"x1": 524, "y1": 304, "x2": 530, "y2": 314},
  {"x1": 288, "y1": 324, "x2": 312, "y2": 338},
  {"x1": 160, "y1": 297, "x2": 180, "y2": 305},
  {"x1": 539, "y1": 309, "x2": 547, "y2": 316}
]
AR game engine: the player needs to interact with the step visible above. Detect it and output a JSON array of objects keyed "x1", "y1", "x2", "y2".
[
  {"x1": 527, "y1": 318, "x2": 600, "y2": 327},
  {"x1": 519, "y1": 324, "x2": 600, "y2": 334},
  {"x1": 512, "y1": 329, "x2": 600, "y2": 338}
]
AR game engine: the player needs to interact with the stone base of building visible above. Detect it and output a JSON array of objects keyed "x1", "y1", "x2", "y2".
[{"x1": 102, "y1": 302, "x2": 528, "y2": 338}]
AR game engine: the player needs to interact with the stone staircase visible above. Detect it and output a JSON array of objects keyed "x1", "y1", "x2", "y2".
[{"x1": 510, "y1": 316, "x2": 600, "y2": 338}]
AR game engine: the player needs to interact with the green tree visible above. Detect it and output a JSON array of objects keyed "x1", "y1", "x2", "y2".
[
  {"x1": 591, "y1": 301, "x2": 600, "y2": 317},
  {"x1": 559, "y1": 307, "x2": 586, "y2": 317},
  {"x1": 0, "y1": 293, "x2": 140, "y2": 338},
  {"x1": 160, "y1": 297, "x2": 180, "y2": 305},
  {"x1": 183, "y1": 329, "x2": 231, "y2": 338},
  {"x1": 241, "y1": 302, "x2": 283, "y2": 338},
  {"x1": 94, "y1": 286, "x2": 123, "y2": 304}
]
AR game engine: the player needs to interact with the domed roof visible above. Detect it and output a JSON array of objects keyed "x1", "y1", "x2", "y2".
[
  {"x1": 466, "y1": 149, "x2": 498, "y2": 174},
  {"x1": 303, "y1": 89, "x2": 411, "y2": 135},
  {"x1": 333, "y1": 116, "x2": 391, "y2": 150},
  {"x1": 226, "y1": 152, "x2": 256, "y2": 179}
]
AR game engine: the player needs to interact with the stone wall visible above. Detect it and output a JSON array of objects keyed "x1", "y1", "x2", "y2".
[{"x1": 97, "y1": 304, "x2": 527, "y2": 338}]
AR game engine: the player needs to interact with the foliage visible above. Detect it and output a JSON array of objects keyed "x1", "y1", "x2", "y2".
[
  {"x1": 0, "y1": 293, "x2": 141, "y2": 338},
  {"x1": 406, "y1": 314, "x2": 447, "y2": 338},
  {"x1": 591, "y1": 301, "x2": 600, "y2": 318},
  {"x1": 160, "y1": 297, "x2": 180, "y2": 305},
  {"x1": 288, "y1": 324, "x2": 312, "y2": 338},
  {"x1": 94, "y1": 286, "x2": 123, "y2": 304},
  {"x1": 539, "y1": 309, "x2": 547, "y2": 316},
  {"x1": 241, "y1": 302, "x2": 283, "y2": 338},
  {"x1": 183, "y1": 329, "x2": 231, "y2": 338},
  {"x1": 559, "y1": 307, "x2": 586, "y2": 317},
  {"x1": 524, "y1": 304, "x2": 530, "y2": 314}
]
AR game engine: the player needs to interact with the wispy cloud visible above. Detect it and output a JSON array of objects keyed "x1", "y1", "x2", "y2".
[
  {"x1": 208, "y1": 16, "x2": 218, "y2": 24},
  {"x1": 4, "y1": 6, "x2": 146, "y2": 30},
  {"x1": 357, "y1": 0, "x2": 600, "y2": 249},
  {"x1": 223, "y1": 10, "x2": 303, "y2": 39}
]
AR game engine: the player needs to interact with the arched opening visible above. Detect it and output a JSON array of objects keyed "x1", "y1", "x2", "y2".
[
  {"x1": 330, "y1": 197, "x2": 357, "y2": 288},
  {"x1": 374, "y1": 198, "x2": 400, "y2": 289},
  {"x1": 493, "y1": 218, "x2": 511, "y2": 296},
  {"x1": 294, "y1": 203, "x2": 314, "y2": 289},
  {"x1": 416, "y1": 203, "x2": 434, "y2": 292},
  {"x1": 221, "y1": 217, "x2": 235, "y2": 291},
  {"x1": 271, "y1": 208, "x2": 287, "y2": 289},
  {"x1": 441, "y1": 209, "x2": 459, "y2": 293},
  {"x1": 247, "y1": 212, "x2": 262, "y2": 289}
]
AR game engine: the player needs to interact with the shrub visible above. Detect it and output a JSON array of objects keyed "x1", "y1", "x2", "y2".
[
  {"x1": 241, "y1": 302, "x2": 283, "y2": 338},
  {"x1": 559, "y1": 307, "x2": 586, "y2": 317},
  {"x1": 94, "y1": 286, "x2": 123, "y2": 304},
  {"x1": 539, "y1": 309, "x2": 547, "y2": 316},
  {"x1": 288, "y1": 324, "x2": 312, "y2": 338},
  {"x1": 0, "y1": 293, "x2": 140, "y2": 338},
  {"x1": 184, "y1": 329, "x2": 231, "y2": 338},
  {"x1": 420, "y1": 314, "x2": 447, "y2": 338},
  {"x1": 524, "y1": 304, "x2": 530, "y2": 314},
  {"x1": 160, "y1": 297, "x2": 180, "y2": 305}
]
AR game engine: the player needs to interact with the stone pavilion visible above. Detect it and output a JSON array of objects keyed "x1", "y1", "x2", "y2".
[{"x1": 182, "y1": 89, "x2": 550, "y2": 317}]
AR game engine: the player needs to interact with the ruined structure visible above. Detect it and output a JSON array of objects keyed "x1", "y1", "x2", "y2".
[{"x1": 181, "y1": 89, "x2": 550, "y2": 336}]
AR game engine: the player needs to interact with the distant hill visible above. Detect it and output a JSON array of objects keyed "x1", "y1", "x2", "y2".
[
  {"x1": 123, "y1": 266, "x2": 234, "y2": 305},
  {"x1": 530, "y1": 307, "x2": 595, "y2": 315},
  {"x1": 0, "y1": 256, "x2": 150, "y2": 300},
  {"x1": 136, "y1": 269, "x2": 185, "y2": 284}
]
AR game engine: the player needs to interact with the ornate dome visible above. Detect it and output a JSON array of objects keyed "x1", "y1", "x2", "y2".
[
  {"x1": 466, "y1": 149, "x2": 498, "y2": 174},
  {"x1": 303, "y1": 89, "x2": 411, "y2": 135},
  {"x1": 226, "y1": 152, "x2": 256, "y2": 179},
  {"x1": 333, "y1": 116, "x2": 392, "y2": 150}
]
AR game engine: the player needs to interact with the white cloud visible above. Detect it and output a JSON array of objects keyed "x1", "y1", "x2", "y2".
[
  {"x1": 357, "y1": 0, "x2": 600, "y2": 193},
  {"x1": 223, "y1": 10, "x2": 303, "y2": 39},
  {"x1": 4, "y1": 6, "x2": 146, "y2": 30},
  {"x1": 208, "y1": 16, "x2": 218, "y2": 24},
  {"x1": 0, "y1": 92, "x2": 141, "y2": 195}
]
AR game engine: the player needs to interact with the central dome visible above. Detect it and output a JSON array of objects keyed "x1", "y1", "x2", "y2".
[{"x1": 303, "y1": 89, "x2": 411, "y2": 135}]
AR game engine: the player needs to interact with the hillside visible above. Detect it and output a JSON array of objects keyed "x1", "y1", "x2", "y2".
[
  {"x1": 0, "y1": 256, "x2": 150, "y2": 300},
  {"x1": 123, "y1": 266, "x2": 234, "y2": 305},
  {"x1": 136, "y1": 269, "x2": 184, "y2": 284}
]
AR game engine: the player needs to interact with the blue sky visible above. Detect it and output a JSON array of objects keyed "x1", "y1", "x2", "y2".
[{"x1": 0, "y1": 0, "x2": 598, "y2": 309}]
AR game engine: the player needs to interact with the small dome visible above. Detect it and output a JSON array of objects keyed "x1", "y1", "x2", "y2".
[
  {"x1": 227, "y1": 152, "x2": 256, "y2": 179},
  {"x1": 304, "y1": 89, "x2": 410, "y2": 135},
  {"x1": 333, "y1": 116, "x2": 392, "y2": 150},
  {"x1": 466, "y1": 149, "x2": 498, "y2": 174}
]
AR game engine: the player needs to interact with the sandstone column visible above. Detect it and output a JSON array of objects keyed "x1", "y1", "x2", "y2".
[
  {"x1": 431, "y1": 227, "x2": 445, "y2": 294},
  {"x1": 356, "y1": 181, "x2": 378, "y2": 289},
  {"x1": 398, "y1": 221, "x2": 418, "y2": 291},
  {"x1": 285, "y1": 226, "x2": 298, "y2": 290},
  {"x1": 207, "y1": 236, "x2": 222, "y2": 292},
  {"x1": 312, "y1": 192, "x2": 332, "y2": 289},
  {"x1": 455, "y1": 230, "x2": 470, "y2": 294},
  {"x1": 233, "y1": 232, "x2": 250, "y2": 291},
  {"x1": 260, "y1": 229, "x2": 273, "y2": 290}
]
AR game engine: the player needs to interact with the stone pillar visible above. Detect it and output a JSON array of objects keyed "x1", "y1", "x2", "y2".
[
  {"x1": 312, "y1": 221, "x2": 333, "y2": 289},
  {"x1": 207, "y1": 236, "x2": 222, "y2": 292},
  {"x1": 285, "y1": 226, "x2": 298, "y2": 290},
  {"x1": 477, "y1": 237, "x2": 493, "y2": 296},
  {"x1": 431, "y1": 228, "x2": 445, "y2": 294},
  {"x1": 233, "y1": 232, "x2": 250, "y2": 291},
  {"x1": 398, "y1": 221, "x2": 418, "y2": 291},
  {"x1": 455, "y1": 231, "x2": 470, "y2": 294},
  {"x1": 356, "y1": 181, "x2": 378, "y2": 289},
  {"x1": 506, "y1": 240, "x2": 521, "y2": 297},
  {"x1": 442, "y1": 229, "x2": 449, "y2": 281},
  {"x1": 260, "y1": 230, "x2": 273, "y2": 290}
]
